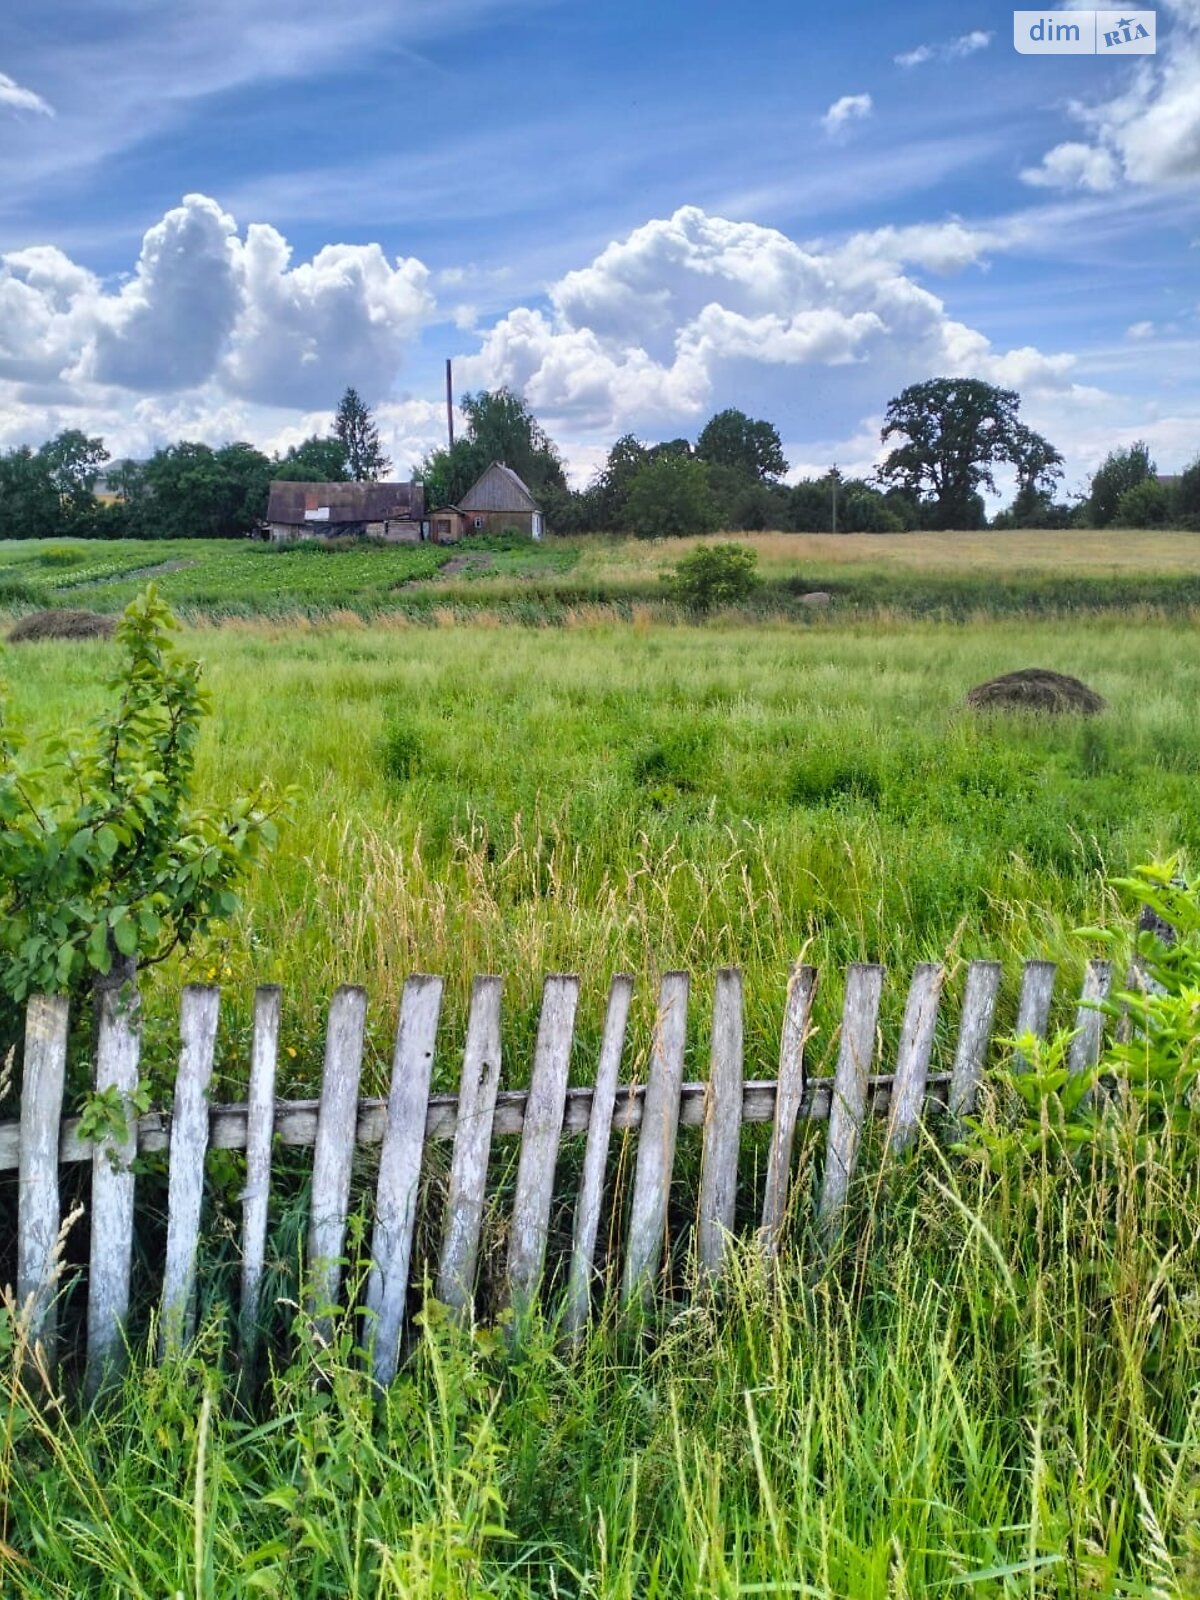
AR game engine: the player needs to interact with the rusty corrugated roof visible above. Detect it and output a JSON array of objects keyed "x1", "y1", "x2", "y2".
[{"x1": 266, "y1": 481, "x2": 425, "y2": 524}]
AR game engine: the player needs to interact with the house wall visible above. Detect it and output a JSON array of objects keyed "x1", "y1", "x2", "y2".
[
  {"x1": 430, "y1": 512, "x2": 465, "y2": 544},
  {"x1": 462, "y1": 509, "x2": 536, "y2": 537}
]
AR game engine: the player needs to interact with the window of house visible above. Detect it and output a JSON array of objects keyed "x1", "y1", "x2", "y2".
[{"x1": 473, "y1": 516, "x2": 485, "y2": 529}]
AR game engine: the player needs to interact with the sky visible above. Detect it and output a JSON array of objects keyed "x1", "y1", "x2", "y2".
[{"x1": 1, "y1": 0, "x2": 1199, "y2": 500}]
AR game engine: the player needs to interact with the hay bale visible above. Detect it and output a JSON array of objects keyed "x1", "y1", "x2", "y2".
[
  {"x1": 965, "y1": 668, "x2": 1105, "y2": 716},
  {"x1": 8, "y1": 609, "x2": 117, "y2": 645}
]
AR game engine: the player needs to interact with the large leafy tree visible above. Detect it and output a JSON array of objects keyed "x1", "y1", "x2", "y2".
[
  {"x1": 625, "y1": 454, "x2": 718, "y2": 538},
  {"x1": 137, "y1": 441, "x2": 272, "y2": 538},
  {"x1": 334, "y1": 387, "x2": 391, "y2": 481},
  {"x1": 275, "y1": 435, "x2": 351, "y2": 483},
  {"x1": 1086, "y1": 440, "x2": 1155, "y2": 527},
  {"x1": 696, "y1": 409, "x2": 788, "y2": 481},
  {"x1": 419, "y1": 387, "x2": 567, "y2": 508},
  {"x1": 878, "y1": 378, "x2": 1062, "y2": 530},
  {"x1": 0, "y1": 431, "x2": 110, "y2": 538},
  {"x1": 0, "y1": 587, "x2": 283, "y2": 1009}
]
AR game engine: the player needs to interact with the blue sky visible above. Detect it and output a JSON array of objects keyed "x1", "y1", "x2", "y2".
[{"x1": 2, "y1": 0, "x2": 1198, "y2": 496}]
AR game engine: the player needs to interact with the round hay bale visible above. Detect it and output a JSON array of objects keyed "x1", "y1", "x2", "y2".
[
  {"x1": 8, "y1": 609, "x2": 117, "y2": 645},
  {"x1": 965, "y1": 668, "x2": 1105, "y2": 716}
]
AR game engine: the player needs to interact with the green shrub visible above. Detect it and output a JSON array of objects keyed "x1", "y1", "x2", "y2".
[
  {"x1": 665, "y1": 542, "x2": 759, "y2": 613},
  {"x1": 37, "y1": 544, "x2": 86, "y2": 568}
]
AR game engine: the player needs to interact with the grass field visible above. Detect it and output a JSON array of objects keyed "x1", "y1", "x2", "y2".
[
  {"x1": 4, "y1": 527, "x2": 1200, "y2": 621},
  {"x1": 2, "y1": 543, "x2": 1200, "y2": 1596}
]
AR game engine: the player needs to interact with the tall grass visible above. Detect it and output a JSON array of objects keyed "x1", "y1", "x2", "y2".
[{"x1": 3, "y1": 1083, "x2": 1199, "y2": 1596}]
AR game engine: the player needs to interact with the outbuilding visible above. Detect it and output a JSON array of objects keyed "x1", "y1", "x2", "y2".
[
  {"x1": 265, "y1": 481, "x2": 426, "y2": 542},
  {"x1": 430, "y1": 462, "x2": 544, "y2": 542}
]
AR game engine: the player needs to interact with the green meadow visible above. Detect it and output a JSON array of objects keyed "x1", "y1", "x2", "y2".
[{"x1": 2, "y1": 546, "x2": 1200, "y2": 1596}]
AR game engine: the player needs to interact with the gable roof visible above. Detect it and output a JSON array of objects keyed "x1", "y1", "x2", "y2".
[
  {"x1": 266, "y1": 480, "x2": 425, "y2": 525},
  {"x1": 457, "y1": 461, "x2": 540, "y2": 513}
]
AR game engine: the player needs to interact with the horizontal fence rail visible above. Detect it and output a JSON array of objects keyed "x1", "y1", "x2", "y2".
[{"x1": 4, "y1": 957, "x2": 1115, "y2": 1393}]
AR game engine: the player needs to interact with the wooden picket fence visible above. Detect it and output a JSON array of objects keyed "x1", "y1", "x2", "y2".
[{"x1": 5, "y1": 956, "x2": 1114, "y2": 1396}]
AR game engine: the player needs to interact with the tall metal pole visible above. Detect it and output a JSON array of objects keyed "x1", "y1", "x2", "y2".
[
  {"x1": 831, "y1": 464, "x2": 838, "y2": 535},
  {"x1": 445, "y1": 359, "x2": 455, "y2": 449}
]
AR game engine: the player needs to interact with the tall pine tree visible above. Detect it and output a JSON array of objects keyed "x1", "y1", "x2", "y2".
[{"x1": 333, "y1": 387, "x2": 391, "y2": 481}]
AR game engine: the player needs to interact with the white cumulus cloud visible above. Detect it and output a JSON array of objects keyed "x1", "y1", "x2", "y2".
[
  {"x1": 896, "y1": 31, "x2": 992, "y2": 66},
  {"x1": 1021, "y1": 0, "x2": 1200, "y2": 190}
]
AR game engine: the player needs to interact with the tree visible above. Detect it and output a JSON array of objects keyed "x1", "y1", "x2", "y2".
[
  {"x1": 41, "y1": 430, "x2": 109, "y2": 522},
  {"x1": 625, "y1": 454, "x2": 718, "y2": 538},
  {"x1": 666, "y1": 542, "x2": 759, "y2": 613},
  {"x1": 1174, "y1": 456, "x2": 1200, "y2": 529},
  {"x1": 592, "y1": 434, "x2": 650, "y2": 528},
  {"x1": 416, "y1": 438, "x2": 487, "y2": 512},
  {"x1": 334, "y1": 387, "x2": 391, "y2": 481},
  {"x1": 0, "y1": 586, "x2": 284, "y2": 1010},
  {"x1": 1115, "y1": 478, "x2": 1171, "y2": 528},
  {"x1": 878, "y1": 378, "x2": 1062, "y2": 530},
  {"x1": 1086, "y1": 441, "x2": 1155, "y2": 527},
  {"x1": 458, "y1": 388, "x2": 567, "y2": 497},
  {"x1": 137, "y1": 441, "x2": 272, "y2": 538},
  {"x1": 696, "y1": 409, "x2": 788, "y2": 480},
  {"x1": 275, "y1": 435, "x2": 350, "y2": 482},
  {"x1": 0, "y1": 446, "x2": 60, "y2": 539}
]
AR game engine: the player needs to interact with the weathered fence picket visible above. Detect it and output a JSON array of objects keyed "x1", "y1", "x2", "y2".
[
  {"x1": 85, "y1": 986, "x2": 141, "y2": 1399},
  {"x1": 306, "y1": 987, "x2": 367, "y2": 1340},
  {"x1": 564, "y1": 974, "x2": 633, "y2": 1337},
  {"x1": 622, "y1": 972, "x2": 689, "y2": 1306},
  {"x1": 239, "y1": 986, "x2": 281, "y2": 1369},
  {"x1": 365, "y1": 974, "x2": 443, "y2": 1386},
  {"x1": 758, "y1": 965, "x2": 817, "y2": 1252},
  {"x1": 16, "y1": 994, "x2": 69, "y2": 1367},
  {"x1": 816, "y1": 964, "x2": 884, "y2": 1239},
  {"x1": 696, "y1": 970, "x2": 743, "y2": 1277},
  {"x1": 437, "y1": 977, "x2": 503, "y2": 1316},
  {"x1": 886, "y1": 964, "x2": 944, "y2": 1156},
  {"x1": 160, "y1": 986, "x2": 220, "y2": 1353},
  {"x1": 3, "y1": 948, "x2": 1130, "y2": 1391},
  {"x1": 947, "y1": 961, "x2": 1002, "y2": 1135}
]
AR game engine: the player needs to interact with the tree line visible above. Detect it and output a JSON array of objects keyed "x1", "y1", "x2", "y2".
[{"x1": 1, "y1": 376, "x2": 1196, "y2": 540}]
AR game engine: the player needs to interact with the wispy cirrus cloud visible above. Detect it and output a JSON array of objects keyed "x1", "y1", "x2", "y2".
[
  {"x1": 821, "y1": 93, "x2": 873, "y2": 135},
  {"x1": 0, "y1": 72, "x2": 54, "y2": 117},
  {"x1": 896, "y1": 30, "x2": 993, "y2": 67}
]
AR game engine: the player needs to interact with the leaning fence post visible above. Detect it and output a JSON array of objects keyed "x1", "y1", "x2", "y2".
[
  {"x1": 1068, "y1": 959, "x2": 1112, "y2": 1105},
  {"x1": 17, "y1": 995, "x2": 70, "y2": 1373},
  {"x1": 946, "y1": 961, "x2": 1002, "y2": 1136},
  {"x1": 1013, "y1": 960, "x2": 1056, "y2": 1069},
  {"x1": 886, "y1": 963, "x2": 943, "y2": 1157},
  {"x1": 816, "y1": 964, "x2": 884, "y2": 1243},
  {"x1": 85, "y1": 983, "x2": 142, "y2": 1401},
  {"x1": 306, "y1": 986, "x2": 368, "y2": 1342},
  {"x1": 564, "y1": 974, "x2": 634, "y2": 1338},
  {"x1": 759, "y1": 965, "x2": 818, "y2": 1254},
  {"x1": 622, "y1": 972, "x2": 689, "y2": 1308},
  {"x1": 695, "y1": 969, "x2": 743, "y2": 1278},
  {"x1": 506, "y1": 975, "x2": 580, "y2": 1318},
  {"x1": 366, "y1": 974, "x2": 443, "y2": 1386},
  {"x1": 437, "y1": 977, "x2": 504, "y2": 1318}
]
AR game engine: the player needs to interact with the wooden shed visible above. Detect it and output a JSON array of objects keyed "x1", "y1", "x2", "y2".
[{"x1": 431, "y1": 462, "x2": 544, "y2": 542}]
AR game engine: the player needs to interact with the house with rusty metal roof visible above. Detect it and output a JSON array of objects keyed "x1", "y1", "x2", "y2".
[{"x1": 265, "y1": 480, "x2": 426, "y2": 542}]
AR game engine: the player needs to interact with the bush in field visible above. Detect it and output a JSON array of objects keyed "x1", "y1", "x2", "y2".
[
  {"x1": 0, "y1": 585, "x2": 284, "y2": 1009},
  {"x1": 665, "y1": 541, "x2": 759, "y2": 612}
]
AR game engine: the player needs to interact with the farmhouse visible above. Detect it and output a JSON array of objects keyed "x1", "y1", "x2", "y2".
[
  {"x1": 265, "y1": 480, "x2": 426, "y2": 542},
  {"x1": 429, "y1": 462, "x2": 544, "y2": 542}
]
